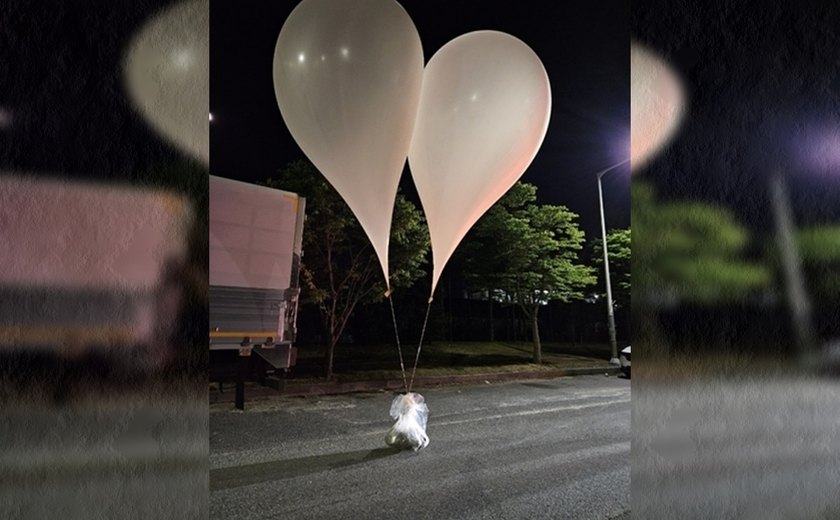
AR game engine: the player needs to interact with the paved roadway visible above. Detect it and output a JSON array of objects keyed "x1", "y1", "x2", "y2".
[
  {"x1": 0, "y1": 396, "x2": 208, "y2": 519},
  {"x1": 210, "y1": 375, "x2": 630, "y2": 520},
  {"x1": 633, "y1": 376, "x2": 840, "y2": 519}
]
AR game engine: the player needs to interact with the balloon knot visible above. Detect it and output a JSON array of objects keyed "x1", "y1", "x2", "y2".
[
  {"x1": 427, "y1": 297, "x2": 434, "y2": 304},
  {"x1": 384, "y1": 290, "x2": 392, "y2": 298}
]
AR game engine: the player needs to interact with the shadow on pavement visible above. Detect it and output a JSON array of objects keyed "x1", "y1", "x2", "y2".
[{"x1": 210, "y1": 447, "x2": 402, "y2": 491}]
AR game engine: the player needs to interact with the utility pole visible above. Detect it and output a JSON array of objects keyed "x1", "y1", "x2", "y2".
[
  {"x1": 769, "y1": 169, "x2": 815, "y2": 358},
  {"x1": 596, "y1": 160, "x2": 628, "y2": 365}
]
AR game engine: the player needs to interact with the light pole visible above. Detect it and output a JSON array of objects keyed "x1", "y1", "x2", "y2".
[
  {"x1": 596, "y1": 159, "x2": 629, "y2": 365},
  {"x1": 769, "y1": 169, "x2": 815, "y2": 358}
]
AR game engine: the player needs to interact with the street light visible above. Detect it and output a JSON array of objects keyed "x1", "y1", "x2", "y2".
[
  {"x1": 793, "y1": 124, "x2": 840, "y2": 369},
  {"x1": 769, "y1": 169, "x2": 814, "y2": 358},
  {"x1": 778, "y1": 123, "x2": 839, "y2": 361},
  {"x1": 596, "y1": 159, "x2": 629, "y2": 365}
]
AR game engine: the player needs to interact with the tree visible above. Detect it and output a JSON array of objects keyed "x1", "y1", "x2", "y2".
[
  {"x1": 264, "y1": 160, "x2": 429, "y2": 379},
  {"x1": 797, "y1": 225, "x2": 840, "y2": 299},
  {"x1": 592, "y1": 228, "x2": 631, "y2": 308},
  {"x1": 632, "y1": 181, "x2": 771, "y2": 353},
  {"x1": 460, "y1": 182, "x2": 596, "y2": 363},
  {"x1": 634, "y1": 182, "x2": 770, "y2": 304},
  {"x1": 795, "y1": 226, "x2": 840, "y2": 336}
]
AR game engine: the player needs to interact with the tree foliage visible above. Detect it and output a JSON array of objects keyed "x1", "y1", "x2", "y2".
[
  {"x1": 592, "y1": 228, "x2": 631, "y2": 307},
  {"x1": 797, "y1": 225, "x2": 840, "y2": 299},
  {"x1": 264, "y1": 160, "x2": 429, "y2": 378},
  {"x1": 459, "y1": 182, "x2": 596, "y2": 363},
  {"x1": 632, "y1": 181, "x2": 770, "y2": 306},
  {"x1": 632, "y1": 181, "x2": 773, "y2": 356},
  {"x1": 798, "y1": 226, "x2": 840, "y2": 263}
]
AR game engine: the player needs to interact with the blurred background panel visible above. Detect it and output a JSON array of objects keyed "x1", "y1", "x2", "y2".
[
  {"x1": 0, "y1": 176, "x2": 191, "y2": 351},
  {"x1": 0, "y1": 0, "x2": 208, "y2": 518},
  {"x1": 632, "y1": 0, "x2": 840, "y2": 517}
]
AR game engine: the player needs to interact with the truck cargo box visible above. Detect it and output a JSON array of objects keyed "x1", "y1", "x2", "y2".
[
  {"x1": 208, "y1": 175, "x2": 305, "y2": 372},
  {"x1": 0, "y1": 174, "x2": 192, "y2": 354}
]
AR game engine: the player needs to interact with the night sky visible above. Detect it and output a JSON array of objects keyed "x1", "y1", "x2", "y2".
[
  {"x1": 633, "y1": 0, "x2": 840, "y2": 232},
  {"x1": 5, "y1": 2, "x2": 837, "y2": 240},
  {"x1": 0, "y1": 0, "x2": 186, "y2": 181},
  {"x1": 210, "y1": 0, "x2": 630, "y2": 238}
]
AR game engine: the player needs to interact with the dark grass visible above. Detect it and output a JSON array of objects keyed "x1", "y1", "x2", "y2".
[{"x1": 289, "y1": 341, "x2": 614, "y2": 380}]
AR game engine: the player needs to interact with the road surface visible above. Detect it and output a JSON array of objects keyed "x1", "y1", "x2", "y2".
[
  {"x1": 633, "y1": 376, "x2": 840, "y2": 519},
  {"x1": 0, "y1": 396, "x2": 208, "y2": 519},
  {"x1": 210, "y1": 375, "x2": 630, "y2": 520}
]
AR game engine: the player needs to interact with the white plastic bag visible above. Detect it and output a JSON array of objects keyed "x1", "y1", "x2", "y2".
[{"x1": 385, "y1": 392, "x2": 430, "y2": 450}]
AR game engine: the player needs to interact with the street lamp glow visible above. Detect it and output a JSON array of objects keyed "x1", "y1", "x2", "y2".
[
  {"x1": 208, "y1": 112, "x2": 213, "y2": 122},
  {"x1": 796, "y1": 124, "x2": 840, "y2": 175}
]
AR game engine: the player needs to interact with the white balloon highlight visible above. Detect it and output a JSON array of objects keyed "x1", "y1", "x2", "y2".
[
  {"x1": 273, "y1": 0, "x2": 424, "y2": 289},
  {"x1": 408, "y1": 31, "x2": 552, "y2": 297},
  {"x1": 124, "y1": 0, "x2": 209, "y2": 165},
  {"x1": 630, "y1": 42, "x2": 685, "y2": 173}
]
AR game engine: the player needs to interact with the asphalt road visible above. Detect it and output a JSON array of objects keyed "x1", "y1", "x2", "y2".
[
  {"x1": 633, "y1": 376, "x2": 840, "y2": 519},
  {"x1": 0, "y1": 397, "x2": 208, "y2": 519},
  {"x1": 210, "y1": 375, "x2": 631, "y2": 520}
]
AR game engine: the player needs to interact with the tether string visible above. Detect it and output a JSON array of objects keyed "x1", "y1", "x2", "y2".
[
  {"x1": 387, "y1": 292, "x2": 408, "y2": 393},
  {"x1": 408, "y1": 300, "x2": 432, "y2": 393}
]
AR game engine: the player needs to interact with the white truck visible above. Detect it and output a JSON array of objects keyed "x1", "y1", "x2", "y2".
[
  {"x1": 208, "y1": 175, "x2": 305, "y2": 394},
  {"x1": 0, "y1": 174, "x2": 192, "y2": 368}
]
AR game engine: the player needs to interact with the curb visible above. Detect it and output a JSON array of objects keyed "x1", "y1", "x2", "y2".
[{"x1": 210, "y1": 365, "x2": 622, "y2": 403}]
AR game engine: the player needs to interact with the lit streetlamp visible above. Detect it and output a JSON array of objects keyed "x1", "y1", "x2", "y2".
[
  {"x1": 777, "y1": 123, "x2": 840, "y2": 362},
  {"x1": 596, "y1": 159, "x2": 629, "y2": 365}
]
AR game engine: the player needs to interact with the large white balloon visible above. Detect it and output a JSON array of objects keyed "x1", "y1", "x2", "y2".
[
  {"x1": 273, "y1": 0, "x2": 424, "y2": 289},
  {"x1": 408, "y1": 31, "x2": 551, "y2": 297},
  {"x1": 630, "y1": 42, "x2": 685, "y2": 173},
  {"x1": 124, "y1": 0, "x2": 209, "y2": 165}
]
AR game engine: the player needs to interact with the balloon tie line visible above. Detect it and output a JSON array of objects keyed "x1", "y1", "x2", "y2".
[
  {"x1": 408, "y1": 300, "x2": 432, "y2": 393},
  {"x1": 387, "y1": 293, "x2": 408, "y2": 393}
]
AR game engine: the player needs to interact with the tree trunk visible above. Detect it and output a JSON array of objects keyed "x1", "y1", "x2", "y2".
[
  {"x1": 531, "y1": 305, "x2": 542, "y2": 364},
  {"x1": 325, "y1": 336, "x2": 336, "y2": 380},
  {"x1": 324, "y1": 306, "x2": 338, "y2": 380}
]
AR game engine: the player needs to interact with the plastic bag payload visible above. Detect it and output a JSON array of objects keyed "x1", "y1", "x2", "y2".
[{"x1": 385, "y1": 392, "x2": 429, "y2": 451}]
